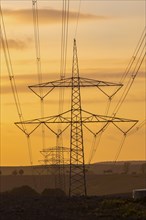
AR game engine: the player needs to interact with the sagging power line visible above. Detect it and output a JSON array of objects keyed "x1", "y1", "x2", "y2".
[{"x1": 88, "y1": 27, "x2": 145, "y2": 164}]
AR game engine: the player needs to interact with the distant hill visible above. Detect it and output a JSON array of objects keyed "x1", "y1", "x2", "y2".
[
  {"x1": 88, "y1": 160, "x2": 146, "y2": 175},
  {"x1": 0, "y1": 160, "x2": 146, "y2": 195},
  {"x1": 0, "y1": 160, "x2": 145, "y2": 176}
]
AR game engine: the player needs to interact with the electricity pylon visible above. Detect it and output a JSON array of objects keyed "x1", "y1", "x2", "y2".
[
  {"x1": 39, "y1": 145, "x2": 69, "y2": 192},
  {"x1": 15, "y1": 39, "x2": 138, "y2": 196}
]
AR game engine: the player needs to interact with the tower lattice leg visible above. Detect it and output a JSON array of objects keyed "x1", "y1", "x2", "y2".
[{"x1": 69, "y1": 39, "x2": 87, "y2": 196}]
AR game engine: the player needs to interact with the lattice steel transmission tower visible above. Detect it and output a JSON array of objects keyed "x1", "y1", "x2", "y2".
[
  {"x1": 39, "y1": 145, "x2": 69, "y2": 192},
  {"x1": 70, "y1": 39, "x2": 86, "y2": 196},
  {"x1": 15, "y1": 39, "x2": 138, "y2": 196}
]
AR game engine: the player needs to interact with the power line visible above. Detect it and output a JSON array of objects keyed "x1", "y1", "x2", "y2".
[
  {"x1": 113, "y1": 29, "x2": 145, "y2": 116},
  {"x1": 120, "y1": 27, "x2": 145, "y2": 84},
  {"x1": 113, "y1": 120, "x2": 146, "y2": 163},
  {"x1": 127, "y1": 120, "x2": 146, "y2": 136},
  {"x1": 58, "y1": 0, "x2": 70, "y2": 138},
  {"x1": 60, "y1": 0, "x2": 70, "y2": 79},
  {"x1": 88, "y1": 98, "x2": 112, "y2": 164},
  {"x1": 59, "y1": 0, "x2": 70, "y2": 115},
  {"x1": 0, "y1": 4, "x2": 35, "y2": 171},
  {"x1": 56, "y1": 0, "x2": 70, "y2": 191},
  {"x1": 114, "y1": 134, "x2": 127, "y2": 162},
  {"x1": 32, "y1": 0, "x2": 46, "y2": 150},
  {"x1": 0, "y1": 7, "x2": 25, "y2": 128},
  {"x1": 74, "y1": 0, "x2": 81, "y2": 39},
  {"x1": 88, "y1": 27, "x2": 145, "y2": 164},
  {"x1": 111, "y1": 28, "x2": 145, "y2": 162}
]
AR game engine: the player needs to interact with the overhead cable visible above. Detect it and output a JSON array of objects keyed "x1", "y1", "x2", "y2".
[
  {"x1": 0, "y1": 5, "x2": 34, "y2": 169},
  {"x1": 32, "y1": 0, "x2": 46, "y2": 150},
  {"x1": 88, "y1": 27, "x2": 145, "y2": 163},
  {"x1": 74, "y1": 0, "x2": 81, "y2": 39}
]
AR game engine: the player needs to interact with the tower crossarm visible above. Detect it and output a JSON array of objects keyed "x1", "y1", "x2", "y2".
[
  {"x1": 81, "y1": 109, "x2": 138, "y2": 123},
  {"x1": 29, "y1": 77, "x2": 123, "y2": 98},
  {"x1": 15, "y1": 109, "x2": 138, "y2": 136},
  {"x1": 29, "y1": 77, "x2": 123, "y2": 88},
  {"x1": 41, "y1": 146, "x2": 69, "y2": 153}
]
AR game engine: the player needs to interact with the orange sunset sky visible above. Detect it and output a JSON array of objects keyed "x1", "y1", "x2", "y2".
[{"x1": 0, "y1": 0, "x2": 145, "y2": 166}]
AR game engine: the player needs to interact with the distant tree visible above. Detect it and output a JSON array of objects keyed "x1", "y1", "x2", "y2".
[
  {"x1": 104, "y1": 169, "x2": 113, "y2": 174},
  {"x1": 9, "y1": 185, "x2": 39, "y2": 197},
  {"x1": 42, "y1": 188, "x2": 66, "y2": 197},
  {"x1": 140, "y1": 163, "x2": 146, "y2": 174},
  {"x1": 19, "y1": 169, "x2": 24, "y2": 175},
  {"x1": 12, "y1": 170, "x2": 18, "y2": 175},
  {"x1": 123, "y1": 162, "x2": 130, "y2": 174}
]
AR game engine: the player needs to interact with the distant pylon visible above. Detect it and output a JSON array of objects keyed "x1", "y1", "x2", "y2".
[
  {"x1": 55, "y1": 130, "x2": 69, "y2": 192},
  {"x1": 40, "y1": 142, "x2": 69, "y2": 192}
]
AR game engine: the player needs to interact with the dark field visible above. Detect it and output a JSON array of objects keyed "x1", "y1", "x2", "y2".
[
  {"x1": 0, "y1": 174, "x2": 145, "y2": 195},
  {"x1": 0, "y1": 186, "x2": 146, "y2": 220},
  {"x1": 1, "y1": 163, "x2": 146, "y2": 219}
]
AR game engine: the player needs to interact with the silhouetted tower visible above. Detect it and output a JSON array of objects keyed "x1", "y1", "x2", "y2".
[
  {"x1": 39, "y1": 131, "x2": 69, "y2": 192},
  {"x1": 15, "y1": 39, "x2": 138, "y2": 197},
  {"x1": 70, "y1": 39, "x2": 86, "y2": 196},
  {"x1": 55, "y1": 131, "x2": 69, "y2": 192}
]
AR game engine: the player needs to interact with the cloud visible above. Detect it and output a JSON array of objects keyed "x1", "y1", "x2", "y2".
[
  {"x1": 82, "y1": 70, "x2": 145, "y2": 80},
  {"x1": 0, "y1": 39, "x2": 28, "y2": 50},
  {"x1": 3, "y1": 8, "x2": 109, "y2": 24},
  {"x1": 1, "y1": 84, "x2": 29, "y2": 95},
  {"x1": 1, "y1": 73, "x2": 56, "y2": 84},
  {"x1": 1, "y1": 81, "x2": 145, "y2": 105},
  {"x1": 1, "y1": 73, "x2": 61, "y2": 95},
  {"x1": 1, "y1": 69, "x2": 145, "y2": 96}
]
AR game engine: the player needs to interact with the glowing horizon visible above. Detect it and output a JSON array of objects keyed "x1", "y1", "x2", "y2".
[{"x1": 1, "y1": 0, "x2": 145, "y2": 166}]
